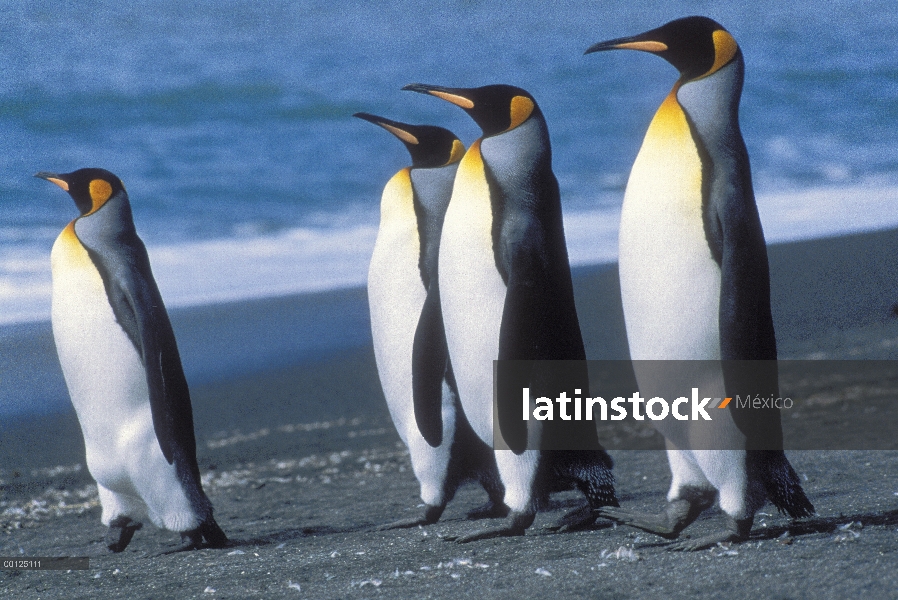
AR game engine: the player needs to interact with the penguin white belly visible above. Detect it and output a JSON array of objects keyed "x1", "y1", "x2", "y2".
[
  {"x1": 50, "y1": 224, "x2": 196, "y2": 530},
  {"x1": 439, "y1": 141, "x2": 506, "y2": 445},
  {"x1": 369, "y1": 170, "x2": 429, "y2": 446},
  {"x1": 618, "y1": 94, "x2": 721, "y2": 361},
  {"x1": 368, "y1": 170, "x2": 455, "y2": 504},
  {"x1": 617, "y1": 96, "x2": 749, "y2": 516}
]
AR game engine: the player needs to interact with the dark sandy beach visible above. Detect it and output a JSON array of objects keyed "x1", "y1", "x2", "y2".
[{"x1": 2, "y1": 229, "x2": 898, "y2": 599}]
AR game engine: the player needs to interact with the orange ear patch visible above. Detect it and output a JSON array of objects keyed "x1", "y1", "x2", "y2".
[
  {"x1": 446, "y1": 139, "x2": 466, "y2": 164},
  {"x1": 704, "y1": 30, "x2": 739, "y2": 77},
  {"x1": 508, "y1": 96, "x2": 534, "y2": 130},
  {"x1": 88, "y1": 179, "x2": 113, "y2": 213}
]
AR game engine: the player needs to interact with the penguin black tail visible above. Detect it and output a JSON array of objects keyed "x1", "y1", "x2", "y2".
[
  {"x1": 548, "y1": 450, "x2": 619, "y2": 509},
  {"x1": 758, "y1": 451, "x2": 815, "y2": 519},
  {"x1": 201, "y1": 518, "x2": 229, "y2": 548}
]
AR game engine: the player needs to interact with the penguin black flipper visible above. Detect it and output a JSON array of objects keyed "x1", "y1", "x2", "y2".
[
  {"x1": 75, "y1": 199, "x2": 197, "y2": 473},
  {"x1": 713, "y1": 188, "x2": 777, "y2": 363},
  {"x1": 698, "y1": 129, "x2": 785, "y2": 451},
  {"x1": 412, "y1": 281, "x2": 448, "y2": 447},
  {"x1": 114, "y1": 243, "x2": 196, "y2": 470},
  {"x1": 493, "y1": 171, "x2": 591, "y2": 453},
  {"x1": 495, "y1": 221, "x2": 551, "y2": 454}
]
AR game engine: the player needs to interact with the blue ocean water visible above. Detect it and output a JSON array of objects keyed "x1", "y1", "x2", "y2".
[{"x1": 1, "y1": 0, "x2": 898, "y2": 323}]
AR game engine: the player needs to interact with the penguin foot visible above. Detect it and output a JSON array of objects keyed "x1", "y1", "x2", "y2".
[
  {"x1": 465, "y1": 500, "x2": 509, "y2": 521},
  {"x1": 597, "y1": 506, "x2": 681, "y2": 539},
  {"x1": 546, "y1": 504, "x2": 599, "y2": 532},
  {"x1": 105, "y1": 517, "x2": 143, "y2": 553},
  {"x1": 453, "y1": 512, "x2": 535, "y2": 543},
  {"x1": 167, "y1": 519, "x2": 229, "y2": 553},
  {"x1": 598, "y1": 497, "x2": 705, "y2": 540},
  {"x1": 376, "y1": 504, "x2": 445, "y2": 530},
  {"x1": 598, "y1": 488, "x2": 716, "y2": 540},
  {"x1": 667, "y1": 517, "x2": 753, "y2": 552}
]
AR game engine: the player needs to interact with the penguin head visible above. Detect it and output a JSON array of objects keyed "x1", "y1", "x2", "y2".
[
  {"x1": 353, "y1": 112, "x2": 465, "y2": 168},
  {"x1": 585, "y1": 16, "x2": 740, "y2": 82},
  {"x1": 402, "y1": 83, "x2": 540, "y2": 137},
  {"x1": 35, "y1": 168, "x2": 126, "y2": 216}
]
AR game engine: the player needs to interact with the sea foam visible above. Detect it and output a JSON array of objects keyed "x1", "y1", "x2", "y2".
[{"x1": 2, "y1": 185, "x2": 898, "y2": 326}]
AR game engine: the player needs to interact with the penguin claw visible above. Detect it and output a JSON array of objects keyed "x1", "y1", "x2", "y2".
[
  {"x1": 105, "y1": 517, "x2": 143, "y2": 553},
  {"x1": 666, "y1": 516, "x2": 752, "y2": 551},
  {"x1": 377, "y1": 504, "x2": 444, "y2": 530},
  {"x1": 454, "y1": 512, "x2": 535, "y2": 543},
  {"x1": 597, "y1": 495, "x2": 712, "y2": 540},
  {"x1": 546, "y1": 504, "x2": 599, "y2": 532},
  {"x1": 454, "y1": 525, "x2": 525, "y2": 543},
  {"x1": 376, "y1": 517, "x2": 429, "y2": 531},
  {"x1": 595, "y1": 507, "x2": 681, "y2": 539},
  {"x1": 666, "y1": 532, "x2": 746, "y2": 552},
  {"x1": 177, "y1": 528, "x2": 204, "y2": 551},
  {"x1": 156, "y1": 519, "x2": 230, "y2": 555}
]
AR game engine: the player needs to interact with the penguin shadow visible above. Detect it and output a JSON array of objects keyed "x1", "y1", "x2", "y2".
[
  {"x1": 626, "y1": 508, "x2": 898, "y2": 551},
  {"x1": 433, "y1": 497, "x2": 618, "y2": 540},
  {"x1": 143, "y1": 523, "x2": 374, "y2": 557},
  {"x1": 81, "y1": 528, "x2": 213, "y2": 559},
  {"x1": 753, "y1": 508, "x2": 898, "y2": 542},
  {"x1": 220, "y1": 523, "x2": 375, "y2": 548},
  {"x1": 538, "y1": 497, "x2": 617, "y2": 533}
]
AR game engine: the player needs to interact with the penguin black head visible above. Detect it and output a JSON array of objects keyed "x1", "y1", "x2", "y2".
[
  {"x1": 585, "y1": 16, "x2": 740, "y2": 82},
  {"x1": 35, "y1": 168, "x2": 126, "y2": 216},
  {"x1": 402, "y1": 83, "x2": 540, "y2": 137},
  {"x1": 353, "y1": 112, "x2": 465, "y2": 168}
]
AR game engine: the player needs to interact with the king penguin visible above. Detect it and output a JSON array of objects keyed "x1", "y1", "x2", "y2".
[
  {"x1": 402, "y1": 83, "x2": 617, "y2": 541},
  {"x1": 585, "y1": 17, "x2": 814, "y2": 550},
  {"x1": 37, "y1": 168, "x2": 227, "y2": 552},
  {"x1": 355, "y1": 112, "x2": 507, "y2": 528}
]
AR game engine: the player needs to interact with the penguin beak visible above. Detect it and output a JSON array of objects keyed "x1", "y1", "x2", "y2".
[
  {"x1": 402, "y1": 83, "x2": 475, "y2": 109},
  {"x1": 353, "y1": 112, "x2": 420, "y2": 145},
  {"x1": 584, "y1": 35, "x2": 668, "y2": 55},
  {"x1": 35, "y1": 171, "x2": 70, "y2": 191}
]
